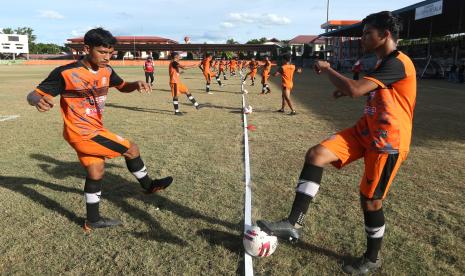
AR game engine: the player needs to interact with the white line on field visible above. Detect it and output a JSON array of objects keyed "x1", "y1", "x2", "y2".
[
  {"x1": 242, "y1": 73, "x2": 254, "y2": 276},
  {"x1": 0, "y1": 115, "x2": 19, "y2": 122}
]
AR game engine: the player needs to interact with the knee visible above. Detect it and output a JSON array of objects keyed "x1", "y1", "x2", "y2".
[
  {"x1": 361, "y1": 196, "x2": 383, "y2": 211},
  {"x1": 124, "y1": 142, "x2": 140, "y2": 159},
  {"x1": 305, "y1": 145, "x2": 332, "y2": 167},
  {"x1": 86, "y1": 162, "x2": 105, "y2": 180}
]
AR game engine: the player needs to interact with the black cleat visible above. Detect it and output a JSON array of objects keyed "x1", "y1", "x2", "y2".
[
  {"x1": 174, "y1": 111, "x2": 184, "y2": 116},
  {"x1": 195, "y1": 104, "x2": 203, "y2": 110},
  {"x1": 276, "y1": 109, "x2": 285, "y2": 113},
  {"x1": 84, "y1": 217, "x2": 122, "y2": 231},
  {"x1": 342, "y1": 255, "x2": 382, "y2": 275},
  {"x1": 257, "y1": 219, "x2": 301, "y2": 241},
  {"x1": 145, "y1": 176, "x2": 173, "y2": 193},
  {"x1": 289, "y1": 110, "x2": 297, "y2": 116}
]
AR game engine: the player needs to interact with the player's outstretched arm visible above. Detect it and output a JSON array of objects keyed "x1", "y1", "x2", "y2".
[
  {"x1": 118, "y1": 81, "x2": 151, "y2": 93},
  {"x1": 27, "y1": 91, "x2": 54, "y2": 112},
  {"x1": 314, "y1": 60, "x2": 377, "y2": 98}
]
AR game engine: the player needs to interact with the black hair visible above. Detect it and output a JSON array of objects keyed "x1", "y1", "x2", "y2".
[
  {"x1": 362, "y1": 11, "x2": 402, "y2": 41},
  {"x1": 171, "y1": 52, "x2": 179, "y2": 59},
  {"x1": 84, "y1": 27, "x2": 117, "y2": 47},
  {"x1": 282, "y1": 53, "x2": 291, "y2": 62}
]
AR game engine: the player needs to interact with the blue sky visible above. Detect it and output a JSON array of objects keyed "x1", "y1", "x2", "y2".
[{"x1": 1, "y1": 0, "x2": 421, "y2": 45}]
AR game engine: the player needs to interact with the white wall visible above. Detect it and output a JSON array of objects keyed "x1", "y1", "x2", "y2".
[{"x1": 0, "y1": 34, "x2": 29, "y2": 54}]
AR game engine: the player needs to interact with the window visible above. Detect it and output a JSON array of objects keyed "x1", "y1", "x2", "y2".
[{"x1": 8, "y1": 36, "x2": 19, "y2": 42}]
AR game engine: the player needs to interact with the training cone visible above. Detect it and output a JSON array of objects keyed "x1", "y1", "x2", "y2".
[{"x1": 246, "y1": 125, "x2": 256, "y2": 131}]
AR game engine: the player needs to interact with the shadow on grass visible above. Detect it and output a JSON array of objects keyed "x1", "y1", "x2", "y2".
[
  {"x1": 294, "y1": 240, "x2": 349, "y2": 263},
  {"x1": 196, "y1": 229, "x2": 245, "y2": 275},
  {"x1": 106, "y1": 103, "x2": 172, "y2": 114},
  {"x1": 5, "y1": 153, "x2": 237, "y2": 244},
  {"x1": 186, "y1": 102, "x2": 241, "y2": 111},
  {"x1": 268, "y1": 72, "x2": 465, "y2": 145}
]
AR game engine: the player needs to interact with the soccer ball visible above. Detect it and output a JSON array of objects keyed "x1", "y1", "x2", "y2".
[
  {"x1": 244, "y1": 105, "x2": 253, "y2": 114},
  {"x1": 243, "y1": 225, "x2": 278, "y2": 257}
]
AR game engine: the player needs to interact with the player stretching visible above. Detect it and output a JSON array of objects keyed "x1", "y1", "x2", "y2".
[
  {"x1": 218, "y1": 57, "x2": 228, "y2": 80},
  {"x1": 258, "y1": 11, "x2": 416, "y2": 274},
  {"x1": 229, "y1": 57, "x2": 237, "y2": 77},
  {"x1": 26, "y1": 28, "x2": 173, "y2": 231},
  {"x1": 274, "y1": 54, "x2": 302, "y2": 115},
  {"x1": 260, "y1": 55, "x2": 272, "y2": 94},
  {"x1": 198, "y1": 53, "x2": 222, "y2": 94},
  {"x1": 243, "y1": 57, "x2": 259, "y2": 86},
  {"x1": 169, "y1": 52, "x2": 202, "y2": 116}
]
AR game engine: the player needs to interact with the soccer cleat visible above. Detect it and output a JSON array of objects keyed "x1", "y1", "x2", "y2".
[
  {"x1": 257, "y1": 219, "x2": 301, "y2": 241},
  {"x1": 195, "y1": 104, "x2": 203, "y2": 110},
  {"x1": 342, "y1": 255, "x2": 382, "y2": 275},
  {"x1": 174, "y1": 111, "x2": 184, "y2": 116},
  {"x1": 276, "y1": 109, "x2": 285, "y2": 113},
  {"x1": 145, "y1": 176, "x2": 173, "y2": 193},
  {"x1": 83, "y1": 217, "x2": 122, "y2": 231},
  {"x1": 208, "y1": 92, "x2": 214, "y2": 95},
  {"x1": 289, "y1": 111, "x2": 297, "y2": 116}
]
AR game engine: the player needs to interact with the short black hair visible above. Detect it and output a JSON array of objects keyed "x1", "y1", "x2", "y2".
[
  {"x1": 282, "y1": 53, "x2": 291, "y2": 62},
  {"x1": 171, "y1": 52, "x2": 179, "y2": 59},
  {"x1": 84, "y1": 28, "x2": 117, "y2": 48},
  {"x1": 362, "y1": 11, "x2": 402, "y2": 41}
]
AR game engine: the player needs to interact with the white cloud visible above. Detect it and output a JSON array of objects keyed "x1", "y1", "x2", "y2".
[
  {"x1": 220, "y1": 22, "x2": 235, "y2": 28},
  {"x1": 227, "y1": 12, "x2": 291, "y2": 27},
  {"x1": 38, "y1": 10, "x2": 64, "y2": 19}
]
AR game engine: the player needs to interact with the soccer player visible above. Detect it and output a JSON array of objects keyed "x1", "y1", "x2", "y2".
[
  {"x1": 143, "y1": 56, "x2": 155, "y2": 86},
  {"x1": 218, "y1": 57, "x2": 228, "y2": 80},
  {"x1": 26, "y1": 28, "x2": 173, "y2": 231},
  {"x1": 198, "y1": 53, "x2": 222, "y2": 94},
  {"x1": 257, "y1": 11, "x2": 416, "y2": 274},
  {"x1": 273, "y1": 54, "x2": 302, "y2": 115},
  {"x1": 260, "y1": 55, "x2": 272, "y2": 94},
  {"x1": 169, "y1": 52, "x2": 201, "y2": 116},
  {"x1": 229, "y1": 57, "x2": 238, "y2": 77},
  {"x1": 243, "y1": 57, "x2": 259, "y2": 86}
]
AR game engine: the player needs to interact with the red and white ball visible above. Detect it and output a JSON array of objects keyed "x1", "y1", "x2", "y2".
[{"x1": 243, "y1": 226, "x2": 278, "y2": 257}]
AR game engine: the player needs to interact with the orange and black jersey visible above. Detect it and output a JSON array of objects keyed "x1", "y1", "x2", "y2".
[
  {"x1": 169, "y1": 61, "x2": 181, "y2": 83},
  {"x1": 358, "y1": 50, "x2": 416, "y2": 153},
  {"x1": 249, "y1": 61, "x2": 259, "y2": 70},
  {"x1": 35, "y1": 61, "x2": 125, "y2": 143}
]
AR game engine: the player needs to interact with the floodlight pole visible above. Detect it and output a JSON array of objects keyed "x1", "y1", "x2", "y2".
[{"x1": 325, "y1": 0, "x2": 330, "y2": 61}]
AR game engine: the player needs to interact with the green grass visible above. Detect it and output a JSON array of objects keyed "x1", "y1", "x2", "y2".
[{"x1": 0, "y1": 64, "x2": 463, "y2": 275}]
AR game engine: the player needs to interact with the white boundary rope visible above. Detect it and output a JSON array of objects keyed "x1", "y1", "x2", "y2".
[{"x1": 241, "y1": 73, "x2": 254, "y2": 276}]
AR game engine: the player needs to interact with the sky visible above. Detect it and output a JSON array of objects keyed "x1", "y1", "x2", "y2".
[{"x1": 1, "y1": 0, "x2": 422, "y2": 45}]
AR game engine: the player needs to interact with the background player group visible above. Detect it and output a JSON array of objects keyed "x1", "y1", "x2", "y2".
[{"x1": 27, "y1": 10, "x2": 415, "y2": 275}]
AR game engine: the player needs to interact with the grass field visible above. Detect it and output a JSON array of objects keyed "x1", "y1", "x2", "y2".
[{"x1": 0, "y1": 63, "x2": 464, "y2": 275}]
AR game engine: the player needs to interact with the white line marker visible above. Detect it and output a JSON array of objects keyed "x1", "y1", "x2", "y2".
[{"x1": 0, "y1": 115, "x2": 19, "y2": 122}]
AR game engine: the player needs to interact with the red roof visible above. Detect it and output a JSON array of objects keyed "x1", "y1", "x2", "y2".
[
  {"x1": 289, "y1": 35, "x2": 325, "y2": 44},
  {"x1": 67, "y1": 36, "x2": 178, "y2": 44}
]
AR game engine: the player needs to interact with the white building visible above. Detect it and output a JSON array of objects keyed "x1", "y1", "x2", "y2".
[{"x1": 0, "y1": 34, "x2": 29, "y2": 59}]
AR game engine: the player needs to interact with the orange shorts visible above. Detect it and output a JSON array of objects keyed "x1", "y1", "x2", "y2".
[
  {"x1": 170, "y1": 82, "x2": 189, "y2": 97},
  {"x1": 250, "y1": 70, "x2": 257, "y2": 78},
  {"x1": 262, "y1": 72, "x2": 270, "y2": 84},
  {"x1": 203, "y1": 71, "x2": 216, "y2": 82},
  {"x1": 320, "y1": 126, "x2": 408, "y2": 200},
  {"x1": 69, "y1": 130, "x2": 131, "y2": 167},
  {"x1": 282, "y1": 85, "x2": 293, "y2": 91}
]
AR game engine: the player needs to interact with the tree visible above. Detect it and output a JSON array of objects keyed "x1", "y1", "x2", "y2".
[
  {"x1": 14, "y1": 27, "x2": 37, "y2": 44},
  {"x1": 2, "y1": 28, "x2": 14, "y2": 34},
  {"x1": 226, "y1": 38, "x2": 239, "y2": 45},
  {"x1": 246, "y1": 37, "x2": 267, "y2": 44}
]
